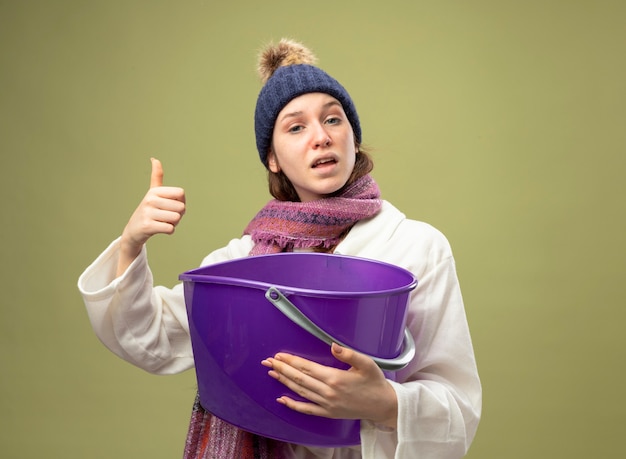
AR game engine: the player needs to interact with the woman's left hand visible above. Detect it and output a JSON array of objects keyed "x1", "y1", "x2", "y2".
[{"x1": 261, "y1": 343, "x2": 398, "y2": 428}]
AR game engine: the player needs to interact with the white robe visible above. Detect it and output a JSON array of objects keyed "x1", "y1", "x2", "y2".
[{"x1": 78, "y1": 200, "x2": 481, "y2": 458}]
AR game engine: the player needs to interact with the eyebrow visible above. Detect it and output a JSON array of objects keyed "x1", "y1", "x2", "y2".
[{"x1": 278, "y1": 100, "x2": 342, "y2": 123}]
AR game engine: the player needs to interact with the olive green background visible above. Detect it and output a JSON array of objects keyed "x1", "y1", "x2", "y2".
[{"x1": 1, "y1": 1, "x2": 624, "y2": 457}]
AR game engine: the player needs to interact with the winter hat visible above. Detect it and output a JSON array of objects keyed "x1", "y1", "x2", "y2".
[{"x1": 254, "y1": 39, "x2": 362, "y2": 167}]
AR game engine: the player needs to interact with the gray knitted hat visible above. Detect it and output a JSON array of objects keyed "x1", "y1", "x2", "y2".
[{"x1": 254, "y1": 39, "x2": 361, "y2": 168}]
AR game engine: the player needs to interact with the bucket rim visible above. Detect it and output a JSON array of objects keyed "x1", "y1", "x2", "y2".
[{"x1": 178, "y1": 252, "x2": 417, "y2": 298}]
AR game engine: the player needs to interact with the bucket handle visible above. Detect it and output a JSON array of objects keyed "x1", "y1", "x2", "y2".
[{"x1": 264, "y1": 286, "x2": 415, "y2": 371}]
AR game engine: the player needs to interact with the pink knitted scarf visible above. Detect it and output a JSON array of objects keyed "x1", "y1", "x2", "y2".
[
  {"x1": 244, "y1": 174, "x2": 382, "y2": 255},
  {"x1": 183, "y1": 174, "x2": 382, "y2": 458}
]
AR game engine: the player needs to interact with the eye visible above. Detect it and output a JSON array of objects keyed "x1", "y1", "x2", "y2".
[
  {"x1": 325, "y1": 116, "x2": 341, "y2": 125},
  {"x1": 288, "y1": 124, "x2": 304, "y2": 133}
]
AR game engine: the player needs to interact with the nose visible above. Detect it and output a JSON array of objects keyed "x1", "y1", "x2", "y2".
[{"x1": 313, "y1": 124, "x2": 332, "y2": 148}]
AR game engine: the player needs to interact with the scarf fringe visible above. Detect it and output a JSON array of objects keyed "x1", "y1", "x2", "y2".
[
  {"x1": 184, "y1": 393, "x2": 285, "y2": 458},
  {"x1": 250, "y1": 234, "x2": 340, "y2": 252}
]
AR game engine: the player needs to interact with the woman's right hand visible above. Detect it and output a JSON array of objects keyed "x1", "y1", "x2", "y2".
[{"x1": 116, "y1": 158, "x2": 186, "y2": 276}]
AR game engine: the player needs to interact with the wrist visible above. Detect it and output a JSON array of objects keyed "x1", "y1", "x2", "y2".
[
  {"x1": 368, "y1": 382, "x2": 398, "y2": 429},
  {"x1": 119, "y1": 228, "x2": 146, "y2": 258},
  {"x1": 116, "y1": 233, "x2": 144, "y2": 277}
]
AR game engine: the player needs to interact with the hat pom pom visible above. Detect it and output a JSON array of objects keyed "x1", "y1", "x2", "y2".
[{"x1": 257, "y1": 38, "x2": 318, "y2": 84}]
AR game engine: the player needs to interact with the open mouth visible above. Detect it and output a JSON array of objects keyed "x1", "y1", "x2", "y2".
[{"x1": 312, "y1": 157, "x2": 337, "y2": 168}]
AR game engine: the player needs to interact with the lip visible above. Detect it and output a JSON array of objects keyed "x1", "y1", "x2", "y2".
[{"x1": 310, "y1": 153, "x2": 339, "y2": 169}]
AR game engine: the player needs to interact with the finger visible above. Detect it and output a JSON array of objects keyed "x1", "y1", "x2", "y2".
[
  {"x1": 271, "y1": 353, "x2": 326, "y2": 378},
  {"x1": 149, "y1": 220, "x2": 178, "y2": 236},
  {"x1": 262, "y1": 354, "x2": 333, "y2": 403},
  {"x1": 331, "y1": 343, "x2": 372, "y2": 371},
  {"x1": 150, "y1": 157, "x2": 164, "y2": 188},
  {"x1": 268, "y1": 368, "x2": 328, "y2": 407},
  {"x1": 149, "y1": 187, "x2": 187, "y2": 207},
  {"x1": 276, "y1": 396, "x2": 328, "y2": 418},
  {"x1": 150, "y1": 208, "x2": 184, "y2": 227}
]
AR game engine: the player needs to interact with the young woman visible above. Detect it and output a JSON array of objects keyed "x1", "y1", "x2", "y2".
[{"x1": 78, "y1": 39, "x2": 481, "y2": 459}]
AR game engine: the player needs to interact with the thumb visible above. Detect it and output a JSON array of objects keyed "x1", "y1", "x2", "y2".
[
  {"x1": 331, "y1": 343, "x2": 362, "y2": 369},
  {"x1": 150, "y1": 157, "x2": 164, "y2": 188}
]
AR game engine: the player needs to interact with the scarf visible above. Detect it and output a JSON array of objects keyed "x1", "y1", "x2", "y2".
[
  {"x1": 184, "y1": 393, "x2": 284, "y2": 458},
  {"x1": 244, "y1": 174, "x2": 382, "y2": 255},
  {"x1": 183, "y1": 174, "x2": 382, "y2": 458}
]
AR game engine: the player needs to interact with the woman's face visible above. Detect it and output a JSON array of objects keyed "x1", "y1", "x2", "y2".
[{"x1": 267, "y1": 92, "x2": 357, "y2": 202}]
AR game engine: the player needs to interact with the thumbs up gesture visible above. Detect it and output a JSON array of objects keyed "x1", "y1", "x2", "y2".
[
  {"x1": 150, "y1": 156, "x2": 165, "y2": 188},
  {"x1": 116, "y1": 158, "x2": 186, "y2": 276}
]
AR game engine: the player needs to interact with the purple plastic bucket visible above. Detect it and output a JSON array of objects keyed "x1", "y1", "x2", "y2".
[{"x1": 179, "y1": 252, "x2": 417, "y2": 447}]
